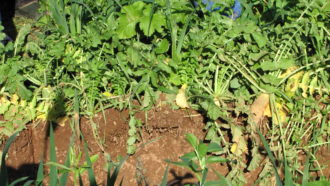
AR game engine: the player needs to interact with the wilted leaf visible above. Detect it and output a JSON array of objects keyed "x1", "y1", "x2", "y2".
[
  {"x1": 176, "y1": 84, "x2": 189, "y2": 108},
  {"x1": 250, "y1": 93, "x2": 270, "y2": 124},
  {"x1": 264, "y1": 102, "x2": 287, "y2": 125},
  {"x1": 56, "y1": 116, "x2": 69, "y2": 127}
]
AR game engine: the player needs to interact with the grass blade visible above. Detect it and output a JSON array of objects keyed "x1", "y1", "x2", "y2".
[
  {"x1": 0, "y1": 132, "x2": 19, "y2": 186},
  {"x1": 257, "y1": 130, "x2": 283, "y2": 186},
  {"x1": 8, "y1": 177, "x2": 29, "y2": 186},
  {"x1": 302, "y1": 152, "x2": 311, "y2": 186},
  {"x1": 35, "y1": 160, "x2": 44, "y2": 185},
  {"x1": 200, "y1": 167, "x2": 209, "y2": 186},
  {"x1": 49, "y1": 123, "x2": 58, "y2": 186},
  {"x1": 107, "y1": 156, "x2": 127, "y2": 186},
  {"x1": 284, "y1": 157, "x2": 294, "y2": 186},
  {"x1": 83, "y1": 141, "x2": 97, "y2": 186},
  {"x1": 22, "y1": 180, "x2": 34, "y2": 186},
  {"x1": 159, "y1": 165, "x2": 169, "y2": 186},
  {"x1": 59, "y1": 138, "x2": 73, "y2": 186}
]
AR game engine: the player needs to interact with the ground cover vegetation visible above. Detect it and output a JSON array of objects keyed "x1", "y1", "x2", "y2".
[{"x1": 0, "y1": 0, "x2": 329, "y2": 185}]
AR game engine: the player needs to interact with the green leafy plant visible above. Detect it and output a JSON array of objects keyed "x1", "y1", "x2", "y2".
[{"x1": 167, "y1": 133, "x2": 230, "y2": 185}]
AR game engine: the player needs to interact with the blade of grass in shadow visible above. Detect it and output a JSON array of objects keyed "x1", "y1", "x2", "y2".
[
  {"x1": 8, "y1": 177, "x2": 29, "y2": 186},
  {"x1": 79, "y1": 174, "x2": 83, "y2": 186},
  {"x1": 49, "y1": 123, "x2": 58, "y2": 186},
  {"x1": 22, "y1": 180, "x2": 34, "y2": 186},
  {"x1": 83, "y1": 140, "x2": 97, "y2": 186},
  {"x1": 159, "y1": 165, "x2": 169, "y2": 186},
  {"x1": 107, "y1": 156, "x2": 127, "y2": 186},
  {"x1": 0, "y1": 132, "x2": 19, "y2": 185},
  {"x1": 35, "y1": 160, "x2": 44, "y2": 186},
  {"x1": 257, "y1": 130, "x2": 283, "y2": 186}
]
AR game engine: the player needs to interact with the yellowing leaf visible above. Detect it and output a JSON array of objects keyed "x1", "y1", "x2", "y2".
[
  {"x1": 300, "y1": 71, "x2": 311, "y2": 98},
  {"x1": 37, "y1": 113, "x2": 47, "y2": 120},
  {"x1": 102, "y1": 92, "x2": 113, "y2": 98},
  {"x1": 264, "y1": 102, "x2": 287, "y2": 125},
  {"x1": 281, "y1": 66, "x2": 304, "y2": 97},
  {"x1": 230, "y1": 143, "x2": 238, "y2": 153},
  {"x1": 175, "y1": 84, "x2": 189, "y2": 109},
  {"x1": 309, "y1": 76, "x2": 318, "y2": 96},
  {"x1": 11, "y1": 94, "x2": 19, "y2": 104},
  {"x1": 56, "y1": 116, "x2": 69, "y2": 127}
]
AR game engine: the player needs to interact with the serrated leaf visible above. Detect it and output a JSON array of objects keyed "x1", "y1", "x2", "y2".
[{"x1": 116, "y1": 1, "x2": 145, "y2": 39}]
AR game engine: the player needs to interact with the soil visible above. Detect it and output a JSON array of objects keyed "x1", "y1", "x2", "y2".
[{"x1": 2, "y1": 103, "x2": 330, "y2": 185}]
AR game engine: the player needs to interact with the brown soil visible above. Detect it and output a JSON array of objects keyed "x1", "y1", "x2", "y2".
[{"x1": 3, "y1": 104, "x2": 330, "y2": 185}]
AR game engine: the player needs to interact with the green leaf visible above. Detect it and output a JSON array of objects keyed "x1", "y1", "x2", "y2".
[
  {"x1": 36, "y1": 160, "x2": 44, "y2": 186},
  {"x1": 261, "y1": 74, "x2": 282, "y2": 86},
  {"x1": 155, "y1": 39, "x2": 170, "y2": 54},
  {"x1": 181, "y1": 152, "x2": 197, "y2": 161},
  {"x1": 207, "y1": 142, "x2": 223, "y2": 153},
  {"x1": 140, "y1": 9, "x2": 166, "y2": 36},
  {"x1": 127, "y1": 136, "x2": 137, "y2": 145},
  {"x1": 307, "y1": 181, "x2": 330, "y2": 186},
  {"x1": 197, "y1": 143, "x2": 208, "y2": 158},
  {"x1": 206, "y1": 156, "x2": 228, "y2": 164},
  {"x1": 116, "y1": 1, "x2": 145, "y2": 39},
  {"x1": 252, "y1": 32, "x2": 267, "y2": 48},
  {"x1": 200, "y1": 101, "x2": 222, "y2": 121},
  {"x1": 185, "y1": 133, "x2": 198, "y2": 149},
  {"x1": 259, "y1": 58, "x2": 295, "y2": 71},
  {"x1": 230, "y1": 78, "x2": 241, "y2": 89}
]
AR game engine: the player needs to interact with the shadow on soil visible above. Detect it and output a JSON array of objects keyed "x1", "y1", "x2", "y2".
[
  {"x1": 7, "y1": 163, "x2": 39, "y2": 183},
  {"x1": 167, "y1": 169, "x2": 195, "y2": 186},
  {"x1": 1, "y1": 0, "x2": 17, "y2": 40}
]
